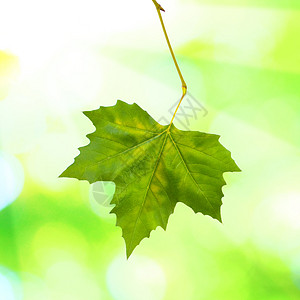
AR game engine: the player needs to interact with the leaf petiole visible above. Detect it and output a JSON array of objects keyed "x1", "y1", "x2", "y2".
[{"x1": 152, "y1": 0, "x2": 187, "y2": 129}]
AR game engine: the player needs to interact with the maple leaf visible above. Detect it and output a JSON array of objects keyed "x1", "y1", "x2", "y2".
[{"x1": 60, "y1": 100, "x2": 240, "y2": 257}]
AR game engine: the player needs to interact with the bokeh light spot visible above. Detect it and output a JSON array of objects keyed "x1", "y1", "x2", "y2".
[
  {"x1": 0, "y1": 50, "x2": 19, "y2": 101},
  {"x1": 0, "y1": 266, "x2": 22, "y2": 300},
  {"x1": 45, "y1": 260, "x2": 102, "y2": 300},
  {"x1": 107, "y1": 255, "x2": 166, "y2": 300},
  {"x1": 32, "y1": 222, "x2": 89, "y2": 268},
  {"x1": 88, "y1": 181, "x2": 116, "y2": 220},
  {"x1": 21, "y1": 272, "x2": 50, "y2": 300},
  {"x1": 0, "y1": 151, "x2": 24, "y2": 211}
]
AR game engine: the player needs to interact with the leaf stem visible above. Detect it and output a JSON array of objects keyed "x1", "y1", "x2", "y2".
[{"x1": 152, "y1": 0, "x2": 187, "y2": 128}]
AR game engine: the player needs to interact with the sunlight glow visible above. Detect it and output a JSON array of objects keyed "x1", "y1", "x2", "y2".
[{"x1": 107, "y1": 255, "x2": 166, "y2": 300}]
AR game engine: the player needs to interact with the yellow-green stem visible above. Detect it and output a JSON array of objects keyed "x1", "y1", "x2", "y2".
[{"x1": 152, "y1": 0, "x2": 187, "y2": 128}]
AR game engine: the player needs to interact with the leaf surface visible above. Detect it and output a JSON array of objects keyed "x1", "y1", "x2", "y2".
[{"x1": 60, "y1": 100, "x2": 240, "y2": 257}]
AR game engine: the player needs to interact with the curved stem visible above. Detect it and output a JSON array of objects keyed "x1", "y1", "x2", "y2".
[{"x1": 152, "y1": 0, "x2": 187, "y2": 128}]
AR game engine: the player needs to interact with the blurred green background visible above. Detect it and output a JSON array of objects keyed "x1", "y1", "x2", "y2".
[{"x1": 0, "y1": 0, "x2": 300, "y2": 299}]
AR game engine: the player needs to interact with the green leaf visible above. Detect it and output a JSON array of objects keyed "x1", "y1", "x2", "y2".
[{"x1": 60, "y1": 100, "x2": 240, "y2": 257}]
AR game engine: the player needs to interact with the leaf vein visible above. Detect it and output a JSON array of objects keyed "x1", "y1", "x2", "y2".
[{"x1": 169, "y1": 133, "x2": 215, "y2": 211}]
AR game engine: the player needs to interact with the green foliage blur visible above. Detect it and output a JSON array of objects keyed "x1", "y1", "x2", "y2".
[{"x1": 0, "y1": 0, "x2": 299, "y2": 299}]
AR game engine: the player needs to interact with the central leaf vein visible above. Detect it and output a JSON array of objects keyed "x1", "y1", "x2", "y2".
[{"x1": 128, "y1": 132, "x2": 168, "y2": 250}]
